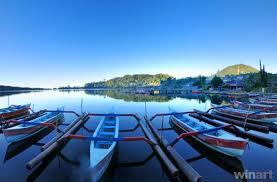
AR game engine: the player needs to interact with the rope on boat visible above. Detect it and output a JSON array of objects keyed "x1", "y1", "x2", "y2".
[
  {"x1": 242, "y1": 110, "x2": 264, "y2": 130},
  {"x1": 64, "y1": 134, "x2": 155, "y2": 146},
  {"x1": 169, "y1": 124, "x2": 233, "y2": 146}
]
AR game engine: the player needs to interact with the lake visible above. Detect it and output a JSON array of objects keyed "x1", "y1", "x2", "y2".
[{"x1": 0, "y1": 90, "x2": 276, "y2": 182}]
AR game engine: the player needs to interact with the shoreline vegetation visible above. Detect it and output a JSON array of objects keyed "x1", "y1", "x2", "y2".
[
  {"x1": 0, "y1": 85, "x2": 47, "y2": 92},
  {"x1": 1, "y1": 64, "x2": 277, "y2": 93}
]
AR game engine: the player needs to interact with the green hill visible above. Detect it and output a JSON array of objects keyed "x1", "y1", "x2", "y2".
[
  {"x1": 216, "y1": 64, "x2": 258, "y2": 77},
  {"x1": 85, "y1": 74, "x2": 173, "y2": 88}
]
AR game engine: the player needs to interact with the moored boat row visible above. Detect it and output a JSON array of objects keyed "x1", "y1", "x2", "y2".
[
  {"x1": 234, "y1": 100, "x2": 277, "y2": 111},
  {"x1": 211, "y1": 103, "x2": 277, "y2": 124},
  {"x1": 0, "y1": 104, "x2": 31, "y2": 120},
  {"x1": 1, "y1": 103, "x2": 275, "y2": 182}
]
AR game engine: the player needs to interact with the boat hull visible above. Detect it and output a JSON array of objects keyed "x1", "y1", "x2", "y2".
[
  {"x1": 234, "y1": 101, "x2": 277, "y2": 112},
  {"x1": 3, "y1": 113, "x2": 63, "y2": 143},
  {"x1": 170, "y1": 116, "x2": 247, "y2": 157},
  {"x1": 211, "y1": 104, "x2": 277, "y2": 123},
  {"x1": 0, "y1": 105, "x2": 30, "y2": 120},
  {"x1": 212, "y1": 109, "x2": 277, "y2": 124},
  {"x1": 90, "y1": 146, "x2": 115, "y2": 182},
  {"x1": 90, "y1": 115, "x2": 119, "y2": 182}
]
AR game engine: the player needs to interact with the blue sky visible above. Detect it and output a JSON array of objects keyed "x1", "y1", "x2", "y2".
[{"x1": 0, "y1": 0, "x2": 276, "y2": 88}]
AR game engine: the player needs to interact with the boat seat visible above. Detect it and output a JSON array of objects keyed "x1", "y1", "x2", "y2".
[
  {"x1": 103, "y1": 125, "x2": 115, "y2": 129},
  {"x1": 101, "y1": 128, "x2": 115, "y2": 132},
  {"x1": 95, "y1": 141, "x2": 112, "y2": 149},
  {"x1": 98, "y1": 131, "x2": 114, "y2": 136},
  {"x1": 105, "y1": 120, "x2": 115, "y2": 124}
]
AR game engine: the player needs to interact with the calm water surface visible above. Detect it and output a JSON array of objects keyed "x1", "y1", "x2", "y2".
[{"x1": 0, "y1": 90, "x2": 276, "y2": 182}]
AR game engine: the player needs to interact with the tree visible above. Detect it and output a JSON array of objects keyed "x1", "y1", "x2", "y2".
[
  {"x1": 211, "y1": 76, "x2": 223, "y2": 88},
  {"x1": 259, "y1": 61, "x2": 268, "y2": 88},
  {"x1": 193, "y1": 76, "x2": 206, "y2": 88}
]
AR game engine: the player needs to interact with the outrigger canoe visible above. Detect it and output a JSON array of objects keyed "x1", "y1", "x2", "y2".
[
  {"x1": 90, "y1": 113, "x2": 119, "y2": 182},
  {"x1": 250, "y1": 98, "x2": 277, "y2": 106},
  {"x1": 169, "y1": 109, "x2": 248, "y2": 157},
  {"x1": 3, "y1": 112, "x2": 64, "y2": 143},
  {"x1": 211, "y1": 103, "x2": 277, "y2": 124},
  {"x1": 0, "y1": 104, "x2": 31, "y2": 120},
  {"x1": 234, "y1": 101, "x2": 277, "y2": 112}
]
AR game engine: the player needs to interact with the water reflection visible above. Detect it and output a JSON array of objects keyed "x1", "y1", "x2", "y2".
[
  {"x1": 85, "y1": 89, "x2": 171, "y2": 102},
  {"x1": 0, "y1": 91, "x2": 42, "y2": 97},
  {"x1": 84, "y1": 89, "x2": 211, "y2": 103}
]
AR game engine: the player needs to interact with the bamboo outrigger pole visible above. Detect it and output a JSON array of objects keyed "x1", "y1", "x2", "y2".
[
  {"x1": 26, "y1": 114, "x2": 89, "y2": 170},
  {"x1": 190, "y1": 113, "x2": 274, "y2": 147},
  {"x1": 86, "y1": 113, "x2": 179, "y2": 178},
  {"x1": 41, "y1": 113, "x2": 87, "y2": 151},
  {"x1": 145, "y1": 114, "x2": 202, "y2": 182},
  {"x1": 194, "y1": 109, "x2": 271, "y2": 133}
]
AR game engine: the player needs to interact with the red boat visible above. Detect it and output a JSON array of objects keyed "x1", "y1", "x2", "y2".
[{"x1": 0, "y1": 104, "x2": 31, "y2": 120}]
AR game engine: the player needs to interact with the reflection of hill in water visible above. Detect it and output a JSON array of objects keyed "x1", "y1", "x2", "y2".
[
  {"x1": 85, "y1": 90, "x2": 171, "y2": 102},
  {"x1": 0, "y1": 91, "x2": 32, "y2": 97},
  {"x1": 175, "y1": 94, "x2": 208, "y2": 103},
  {"x1": 84, "y1": 90, "x2": 209, "y2": 103}
]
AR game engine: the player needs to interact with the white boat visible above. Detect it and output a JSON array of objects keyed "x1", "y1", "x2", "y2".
[
  {"x1": 3, "y1": 112, "x2": 64, "y2": 143},
  {"x1": 90, "y1": 114, "x2": 119, "y2": 182},
  {"x1": 169, "y1": 109, "x2": 248, "y2": 157}
]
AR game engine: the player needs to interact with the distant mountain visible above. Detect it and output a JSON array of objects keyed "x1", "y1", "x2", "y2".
[
  {"x1": 85, "y1": 74, "x2": 173, "y2": 88},
  {"x1": 216, "y1": 64, "x2": 258, "y2": 77}
]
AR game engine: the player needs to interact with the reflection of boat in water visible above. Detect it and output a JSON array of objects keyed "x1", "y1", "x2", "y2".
[
  {"x1": 170, "y1": 118, "x2": 246, "y2": 180},
  {"x1": 4, "y1": 118, "x2": 64, "y2": 162}
]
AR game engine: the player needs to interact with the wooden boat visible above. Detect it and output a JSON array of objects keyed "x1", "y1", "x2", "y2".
[
  {"x1": 250, "y1": 97, "x2": 277, "y2": 106},
  {"x1": 3, "y1": 112, "x2": 64, "y2": 143},
  {"x1": 258, "y1": 100, "x2": 277, "y2": 106},
  {"x1": 170, "y1": 120, "x2": 245, "y2": 176},
  {"x1": 0, "y1": 104, "x2": 31, "y2": 120},
  {"x1": 4, "y1": 119, "x2": 61, "y2": 162},
  {"x1": 192, "y1": 90, "x2": 203, "y2": 94},
  {"x1": 234, "y1": 101, "x2": 277, "y2": 112},
  {"x1": 211, "y1": 103, "x2": 277, "y2": 124},
  {"x1": 169, "y1": 109, "x2": 248, "y2": 157},
  {"x1": 90, "y1": 113, "x2": 119, "y2": 182}
]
